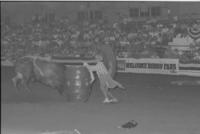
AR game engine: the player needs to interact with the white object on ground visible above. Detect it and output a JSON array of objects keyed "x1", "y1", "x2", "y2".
[{"x1": 40, "y1": 129, "x2": 81, "y2": 134}]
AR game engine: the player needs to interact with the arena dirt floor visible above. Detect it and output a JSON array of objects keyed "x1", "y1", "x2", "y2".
[{"x1": 1, "y1": 66, "x2": 200, "y2": 134}]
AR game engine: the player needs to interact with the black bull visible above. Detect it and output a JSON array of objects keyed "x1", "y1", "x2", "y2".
[
  {"x1": 12, "y1": 56, "x2": 66, "y2": 95},
  {"x1": 12, "y1": 45, "x2": 117, "y2": 97}
]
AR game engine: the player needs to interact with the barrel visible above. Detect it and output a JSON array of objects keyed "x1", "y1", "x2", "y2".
[{"x1": 64, "y1": 65, "x2": 92, "y2": 102}]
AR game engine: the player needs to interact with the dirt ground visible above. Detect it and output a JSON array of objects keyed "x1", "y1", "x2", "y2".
[{"x1": 1, "y1": 66, "x2": 200, "y2": 134}]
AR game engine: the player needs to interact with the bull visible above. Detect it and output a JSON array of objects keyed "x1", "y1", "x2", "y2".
[
  {"x1": 12, "y1": 44, "x2": 122, "y2": 103},
  {"x1": 12, "y1": 56, "x2": 66, "y2": 95}
]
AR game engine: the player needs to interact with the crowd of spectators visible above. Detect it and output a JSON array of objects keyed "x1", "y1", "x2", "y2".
[{"x1": 1, "y1": 13, "x2": 200, "y2": 64}]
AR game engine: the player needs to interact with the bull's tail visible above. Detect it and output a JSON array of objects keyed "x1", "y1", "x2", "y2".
[
  {"x1": 22, "y1": 55, "x2": 45, "y2": 77},
  {"x1": 32, "y1": 57, "x2": 45, "y2": 77}
]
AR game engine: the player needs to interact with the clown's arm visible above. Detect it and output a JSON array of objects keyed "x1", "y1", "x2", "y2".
[{"x1": 83, "y1": 62, "x2": 95, "y2": 83}]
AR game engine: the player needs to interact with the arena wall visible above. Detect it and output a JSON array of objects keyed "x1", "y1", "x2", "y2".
[{"x1": 1, "y1": 2, "x2": 200, "y2": 24}]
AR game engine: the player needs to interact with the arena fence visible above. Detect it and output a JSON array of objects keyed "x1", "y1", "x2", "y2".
[
  {"x1": 1, "y1": 57, "x2": 200, "y2": 77},
  {"x1": 117, "y1": 58, "x2": 200, "y2": 77}
]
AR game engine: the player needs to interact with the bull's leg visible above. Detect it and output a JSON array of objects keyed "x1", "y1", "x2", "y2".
[
  {"x1": 12, "y1": 72, "x2": 23, "y2": 89},
  {"x1": 29, "y1": 76, "x2": 36, "y2": 83},
  {"x1": 43, "y1": 78, "x2": 65, "y2": 96},
  {"x1": 21, "y1": 78, "x2": 31, "y2": 91},
  {"x1": 57, "y1": 88, "x2": 65, "y2": 96},
  {"x1": 12, "y1": 76, "x2": 18, "y2": 88}
]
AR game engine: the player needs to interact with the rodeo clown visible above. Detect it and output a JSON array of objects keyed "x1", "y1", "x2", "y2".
[{"x1": 83, "y1": 53, "x2": 125, "y2": 104}]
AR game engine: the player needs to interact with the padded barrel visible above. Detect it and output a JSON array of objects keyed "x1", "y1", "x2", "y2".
[{"x1": 64, "y1": 65, "x2": 92, "y2": 102}]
